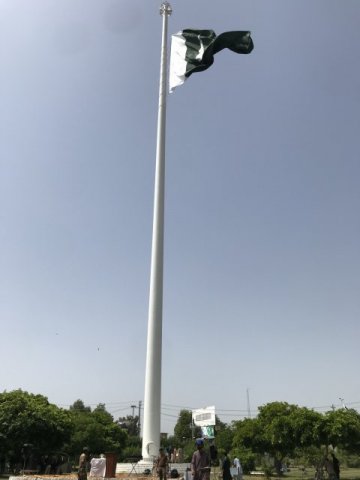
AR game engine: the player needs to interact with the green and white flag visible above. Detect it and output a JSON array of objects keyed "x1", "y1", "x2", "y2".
[{"x1": 169, "y1": 29, "x2": 254, "y2": 92}]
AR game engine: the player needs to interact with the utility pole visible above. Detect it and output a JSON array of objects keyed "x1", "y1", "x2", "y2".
[
  {"x1": 131, "y1": 404, "x2": 137, "y2": 417},
  {"x1": 246, "y1": 388, "x2": 251, "y2": 418},
  {"x1": 138, "y1": 400, "x2": 142, "y2": 436}
]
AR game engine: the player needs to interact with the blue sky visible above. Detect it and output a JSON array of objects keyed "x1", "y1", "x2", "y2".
[{"x1": 1, "y1": 0, "x2": 359, "y2": 434}]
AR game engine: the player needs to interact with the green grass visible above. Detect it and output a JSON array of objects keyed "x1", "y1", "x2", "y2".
[
  {"x1": 243, "y1": 468, "x2": 360, "y2": 480},
  {"x1": 338, "y1": 470, "x2": 360, "y2": 480}
]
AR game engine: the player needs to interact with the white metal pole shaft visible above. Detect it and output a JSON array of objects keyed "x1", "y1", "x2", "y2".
[{"x1": 142, "y1": 2, "x2": 172, "y2": 462}]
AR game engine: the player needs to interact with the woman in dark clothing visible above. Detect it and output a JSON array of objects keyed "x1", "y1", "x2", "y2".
[{"x1": 222, "y1": 453, "x2": 232, "y2": 480}]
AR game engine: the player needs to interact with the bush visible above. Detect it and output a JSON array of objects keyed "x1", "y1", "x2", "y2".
[{"x1": 263, "y1": 465, "x2": 274, "y2": 479}]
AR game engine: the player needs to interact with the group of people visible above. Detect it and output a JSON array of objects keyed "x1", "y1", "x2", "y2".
[
  {"x1": 221, "y1": 452, "x2": 242, "y2": 480},
  {"x1": 190, "y1": 440, "x2": 242, "y2": 480},
  {"x1": 80, "y1": 443, "x2": 339, "y2": 480},
  {"x1": 156, "y1": 439, "x2": 242, "y2": 480},
  {"x1": 156, "y1": 439, "x2": 211, "y2": 480}
]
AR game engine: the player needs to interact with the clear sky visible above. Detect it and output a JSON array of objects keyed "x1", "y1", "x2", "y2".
[{"x1": 1, "y1": 0, "x2": 359, "y2": 435}]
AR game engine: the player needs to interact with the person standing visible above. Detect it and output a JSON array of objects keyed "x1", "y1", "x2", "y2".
[
  {"x1": 324, "y1": 456, "x2": 336, "y2": 480},
  {"x1": 78, "y1": 447, "x2": 90, "y2": 480},
  {"x1": 331, "y1": 453, "x2": 340, "y2": 480},
  {"x1": 233, "y1": 457, "x2": 243, "y2": 480},
  {"x1": 222, "y1": 453, "x2": 232, "y2": 480},
  {"x1": 191, "y1": 439, "x2": 210, "y2": 480},
  {"x1": 156, "y1": 448, "x2": 168, "y2": 480},
  {"x1": 177, "y1": 448, "x2": 184, "y2": 463}
]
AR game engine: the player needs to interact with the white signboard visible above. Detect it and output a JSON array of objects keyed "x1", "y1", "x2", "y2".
[{"x1": 192, "y1": 405, "x2": 216, "y2": 426}]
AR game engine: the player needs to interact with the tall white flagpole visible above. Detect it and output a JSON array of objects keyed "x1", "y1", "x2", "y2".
[{"x1": 141, "y1": 1, "x2": 172, "y2": 462}]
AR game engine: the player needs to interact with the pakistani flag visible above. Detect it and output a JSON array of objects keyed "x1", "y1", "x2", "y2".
[{"x1": 169, "y1": 29, "x2": 254, "y2": 92}]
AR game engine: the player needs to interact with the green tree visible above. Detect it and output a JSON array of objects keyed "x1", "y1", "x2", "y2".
[
  {"x1": 257, "y1": 402, "x2": 323, "y2": 472},
  {"x1": 320, "y1": 408, "x2": 360, "y2": 453},
  {"x1": 233, "y1": 402, "x2": 323, "y2": 474},
  {"x1": 116, "y1": 413, "x2": 141, "y2": 461},
  {"x1": 70, "y1": 400, "x2": 91, "y2": 413},
  {"x1": 93, "y1": 404, "x2": 116, "y2": 425},
  {"x1": 67, "y1": 402, "x2": 127, "y2": 458},
  {"x1": 291, "y1": 406, "x2": 323, "y2": 449},
  {"x1": 173, "y1": 410, "x2": 201, "y2": 445},
  {"x1": 0, "y1": 390, "x2": 72, "y2": 470},
  {"x1": 117, "y1": 415, "x2": 140, "y2": 437},
  {"x1": 233, "y1": 417, "x2": 265, "y2": 454},
  {"x1": 215, "y1": 424, "x2": 234, "y2": 455}
]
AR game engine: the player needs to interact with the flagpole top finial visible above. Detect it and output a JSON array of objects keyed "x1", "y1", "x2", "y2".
[{"x1": 160, "y1": 2, "x2": 172, "y2": 16}]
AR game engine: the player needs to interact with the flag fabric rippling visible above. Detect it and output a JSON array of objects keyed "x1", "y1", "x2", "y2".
[{"x1": 169, "y1": 29, "x2": 254, "y2": 92}]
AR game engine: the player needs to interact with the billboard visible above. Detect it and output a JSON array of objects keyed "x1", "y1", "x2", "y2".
[{"x1": 192, "y1": 405, "x2": 216, "y2": 426}]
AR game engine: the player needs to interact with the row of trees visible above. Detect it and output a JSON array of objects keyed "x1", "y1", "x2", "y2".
[
  {"x1": 230, "y1": 402, "x2": 360, "y2": 473},
  {"x1": 160, "y1": 403, "x2": 360, "y2": 473},
  {"x1": 0, "y1": 390, "x2": 136, "y2": 473},
  {"x1": 1, "y1": 391, "x2": 360, "y2": 474}
]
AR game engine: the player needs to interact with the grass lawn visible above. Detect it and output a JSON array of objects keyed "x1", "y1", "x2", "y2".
[{"x1": 242, "y1": 468, "x2": 360, "y2": 480}]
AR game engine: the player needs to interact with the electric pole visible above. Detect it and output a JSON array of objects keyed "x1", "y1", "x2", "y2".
[
  {"x1": 138, "y1": 400, "x2": 142, "y2": 436},
  {"x1": 247, "y1": 388, "x2": 251, "y2": 418}
]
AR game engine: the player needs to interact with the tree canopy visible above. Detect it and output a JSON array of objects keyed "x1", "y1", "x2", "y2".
[
  {"x1": 320, "y1": 408, "x2": 360, "y2": 453},
  {"x1": 67, "y1": 401, "x2": 127, "y2": 458},
  {"x1": 117, "y1": 415, "x2": 140, "y2": 437},
  {"x1": 0, "y1": 392, "x2": 129, "y2": 471},
  {"x1": 173, "y1": 409, "x2": 201, "y2": 444},
  {"x1": 0, "y1": 390, "x2": 73, "y2": 465},
  {"x1": 232, "y1": 402, "x2": 360, "y2": 473}
]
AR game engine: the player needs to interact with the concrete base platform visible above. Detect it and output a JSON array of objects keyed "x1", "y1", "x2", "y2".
[{"x1": 116, "y1": 463, "x2": 191, "y2": 476}]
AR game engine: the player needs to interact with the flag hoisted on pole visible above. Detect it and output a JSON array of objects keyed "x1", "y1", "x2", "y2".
[
  {"x1": 141, "y1": 1, "x2": 172, "y2": 462},
  {"x1": 141, "y1": 2, "x2": 253, "y2": 463},
  {"x1": 169, "y1": 29, "x2": 254, "y2": 92}
]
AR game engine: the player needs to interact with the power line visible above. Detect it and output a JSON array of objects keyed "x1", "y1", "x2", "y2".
[{"x1": 57, "y1": 399, "x2": 360, "y2": 420}]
